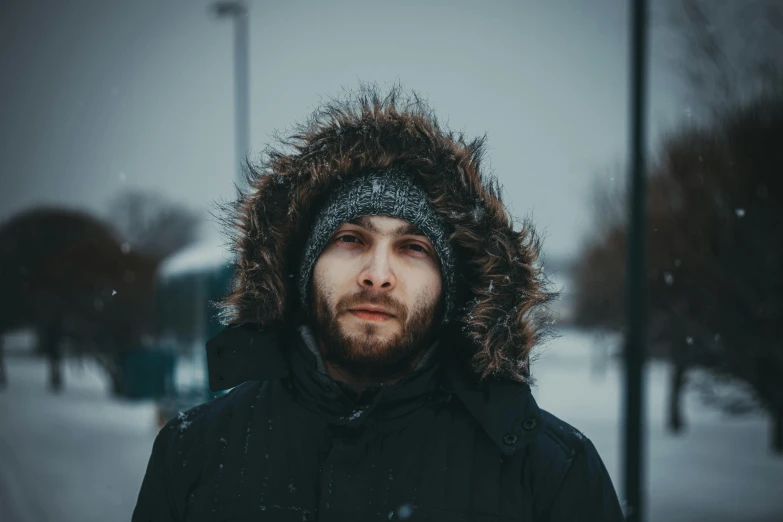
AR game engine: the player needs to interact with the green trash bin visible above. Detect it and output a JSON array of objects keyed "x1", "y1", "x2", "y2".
[{"x1": 120, "y1": 349, "x2": 176, "y2": 400}]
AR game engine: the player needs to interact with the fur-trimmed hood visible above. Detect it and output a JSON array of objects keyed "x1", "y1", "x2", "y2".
[{"x1": 218, "y1": 86, "x2": 556, "y2": 383}]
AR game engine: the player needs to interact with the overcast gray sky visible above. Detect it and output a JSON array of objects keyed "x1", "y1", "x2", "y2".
[{"x1": 0, "y1": 0, "x2": 686, "y2": 260}]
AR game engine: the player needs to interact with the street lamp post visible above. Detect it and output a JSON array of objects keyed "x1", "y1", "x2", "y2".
[
  {"x1": 213, "y1": 1, "x2": 249, "y2": 189},
  {"x1": 623, "y1": 0, "x2": 649, "y2": 521}
]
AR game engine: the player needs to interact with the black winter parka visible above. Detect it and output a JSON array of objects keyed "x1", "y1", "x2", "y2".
[{"x1": 132, "y1": 324, "x2": 624, "y2": 521}]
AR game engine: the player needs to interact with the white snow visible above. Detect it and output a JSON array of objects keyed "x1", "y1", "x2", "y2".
[
  {"x1": 471, "y1": 205, "x2": 484, "y2": 222},
  {"x1": 158, "y1": 234, "x2": 234, "y2": 280},
  {"x1": 735, "y1": 208, "x2": 746, "y2": 218},
  {"x1": 0, "y1": 353, "x2": 157, "y2": 522},
  {"x1": 532, "y1": 328, "x2": 783, "y2": 522},
  {"x1": 396, "y1": 503, "x2": 414, "y2": 519},
  {"x1": 177, "y1": 411, "x2": 192, "y2": 432}
]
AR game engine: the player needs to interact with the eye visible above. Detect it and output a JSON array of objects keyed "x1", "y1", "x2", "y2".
[
  {"x1": 335, "y1": 234, "x2": 361, "y2": 244},
  {"x1": 404, "y1": 243, "x2": 429, "y2": 255}
]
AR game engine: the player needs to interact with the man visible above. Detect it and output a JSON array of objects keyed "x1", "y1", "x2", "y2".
[{"x1": 133, "y1": 88, "x2": 624, "y2": 521}]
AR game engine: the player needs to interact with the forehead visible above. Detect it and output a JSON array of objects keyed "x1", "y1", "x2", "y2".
[{"x1": 342, "y1": 215, "x2": 427, "y2": 238}]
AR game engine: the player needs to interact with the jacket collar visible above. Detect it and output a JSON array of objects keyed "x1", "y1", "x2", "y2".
[
  {"x1": 287, "y1": 326, "x2": 445, "y2": 427},
  {"x1": 206, "y1": 323, "x2": 288, "y2": 389},
  {"x1": 206, "y1": 324, "x2": 543, "y2": 456}
]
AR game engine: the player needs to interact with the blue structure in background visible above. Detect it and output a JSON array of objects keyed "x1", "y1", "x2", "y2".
[{"x1": 154, "y1": 236, "x2": 234, "y2": 426}]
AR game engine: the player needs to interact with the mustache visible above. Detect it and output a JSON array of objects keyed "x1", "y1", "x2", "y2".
[{"x1": 337, "y1": 290, "x2": 406, "y2": 319}]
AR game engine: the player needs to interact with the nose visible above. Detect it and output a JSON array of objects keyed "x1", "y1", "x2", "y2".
[{"x1": 358, "y1": 248, "x2": 396, "y2": 292}]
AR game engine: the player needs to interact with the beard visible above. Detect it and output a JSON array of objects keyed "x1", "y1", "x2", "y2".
[{"x1": 309, "y1": 282, "x2": 442, "y2": 382}]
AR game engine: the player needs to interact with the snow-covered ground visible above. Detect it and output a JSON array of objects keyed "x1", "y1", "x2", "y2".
[
  {"x1": 1, "y1": 328, "x2": 782, "y2": 521},
  {"x1": 0, "y1": 342, "x2": 158, "y2": 522},
  {"x1": 532, "y1": 330, "x2": 783, "y2": 522}
]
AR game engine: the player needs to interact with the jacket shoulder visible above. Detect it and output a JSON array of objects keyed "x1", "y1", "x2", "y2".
[
  {"x1": 538, "y1": 408, "x2": 588, "y2": 459},
  {"x1": 530, "y1": 408, "x2": 592, "y2": 494},
  {"x1": 156, "y1": 380, "x2": 267, "y2": 478},
  {"x1": 526, "y1": 409, "x2": 624, "y2": 520},
  {"x1": 523, "y1": 409, "x2": 588, "y2": 515},
  {"x1": 162, "y1": 381, "x2": 264, "y2": 442},
  {"x1": 133, "y1": 381, "x2": 268, "y2": 521}
]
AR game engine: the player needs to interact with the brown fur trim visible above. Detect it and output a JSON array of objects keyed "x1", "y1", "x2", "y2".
[{"x1": 216, "y1": 84, "x2": 557, "y2": 383}]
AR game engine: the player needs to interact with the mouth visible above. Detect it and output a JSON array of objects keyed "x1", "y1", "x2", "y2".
[{"x1": 348, "y1": 307, "x2": 395, "y2": 322}]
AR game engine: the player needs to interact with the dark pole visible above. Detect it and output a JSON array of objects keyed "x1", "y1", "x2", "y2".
[
  {"x1": 623, "y1": 0, "x2": 649, "y2": 521},
  {"x1": 213, "y1": 1, "x2": 250, "y2": 189},
  {"x1": 233, "y1": 6, "x2": 249, "y2": 188}
]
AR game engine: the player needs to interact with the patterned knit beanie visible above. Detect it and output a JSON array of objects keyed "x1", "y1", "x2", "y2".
[{"x1": 298, "y1": 168, "x2": 456, "y2": 321}]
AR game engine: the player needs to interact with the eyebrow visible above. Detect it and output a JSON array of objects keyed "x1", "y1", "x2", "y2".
[{"x1": 347, "y1": 217, "x2": 427, "y2": 238}]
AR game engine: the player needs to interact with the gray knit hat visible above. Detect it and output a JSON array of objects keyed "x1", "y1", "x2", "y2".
[{"x1": 298, "y1": 168, "x2": 456, "y2": 321}]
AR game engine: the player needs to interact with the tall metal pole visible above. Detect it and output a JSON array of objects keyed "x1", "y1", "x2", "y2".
[
  {"x1": 623, "y1": 0, "x2": 649, "y2": 521},
  {"x1": 233, "y1": 6, "x2": 249, "y2": 188},
  {"x1": 213, "y1": 1, "x2": 250, "y2": 188}
]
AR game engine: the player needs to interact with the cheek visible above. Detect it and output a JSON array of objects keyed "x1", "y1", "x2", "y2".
[
  {"x1": 313, "y1": 255, "x2": 350, "y2": 301},
  {"x1": 412, "y1": 268, "x2": 442, "y2": 307},
  {"x1": 313, "y1": 253, "x2": 339, "y2": 287}
]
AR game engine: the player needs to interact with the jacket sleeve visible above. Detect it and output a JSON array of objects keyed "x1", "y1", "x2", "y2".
[
  {"x1": 547, "y1": 438, "x2": 625, "y2": 521},
  {"x1": 132, "y1": 425, "x2": 179, "y2": 522}
]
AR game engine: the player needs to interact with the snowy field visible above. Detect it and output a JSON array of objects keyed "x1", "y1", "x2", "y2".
[
  {"x1": 1, "y1": 328, "x2": 782, "y2": 521},
  {"x1": 0, "y1": 336, "x2": 158, "y2": 522},
  {"x1": 532, "y1": 330, "x2": 783, "y2": 522}
]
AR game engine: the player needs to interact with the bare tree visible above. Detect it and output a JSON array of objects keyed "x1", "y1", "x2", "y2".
[
  {"x1": 0, "y1": 207, "x2": 158, "y2": 394},
  {"x1": 108, "y1": 190, "x2": 201, "y2": 262},
  {"x1": 572, "y1": 92, "x2": 783, "y2": 452},
  {"x1": 668, "y1": 0, "x2": 783, "y2": 118}
]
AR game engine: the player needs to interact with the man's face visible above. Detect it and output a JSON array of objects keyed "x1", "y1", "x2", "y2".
[{"x1": 310, "y1": 215, "x2": 443, "y2": 381}]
